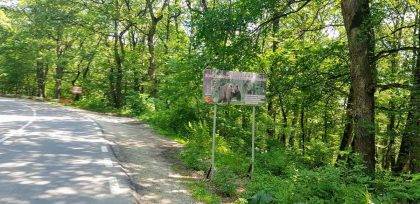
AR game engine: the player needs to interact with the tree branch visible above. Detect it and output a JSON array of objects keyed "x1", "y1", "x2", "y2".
[
  {"x1": 147, "y1": 0, "x2": 169, "y2": 22},
  {"x1": 185, "y1": 0, "x2": 202, "y2": 14},
  {"x1": 376, "y1": 24, "x2": 416, "y2": 43},
  {"x1": 119, "y1": 23, "x2": 133, "y2": 38},
  {"x1": 298, "y1": 24, "x2": 343, "y2": 36},
  {"x1": 377, "y1": 83, "x2": 411, "y2": 91},
  {"x1": 255, "y1": 0, "x2": 311, "y2": 32},
  {"x1": 374, "y1": 46, "x2": 419, "y2": 61}
]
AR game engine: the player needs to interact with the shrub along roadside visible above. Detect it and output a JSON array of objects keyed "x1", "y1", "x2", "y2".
[
  {"x1": 65, "y1": 97, "x2": 420, "y2": 204},
  {"x1": 177, "y1": 134, "x2": 419, "y2": 204}
]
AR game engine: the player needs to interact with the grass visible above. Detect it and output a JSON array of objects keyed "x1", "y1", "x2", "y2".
[
  {"x1": 189, "y1": 181, "x2": 222, "y2": 204},
  {"x1": 138, "y1": 112, "x2": 188, "y2": 144}
]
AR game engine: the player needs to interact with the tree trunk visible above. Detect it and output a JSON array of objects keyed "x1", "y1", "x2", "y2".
[
  {"x1": 280, "y1": 98, "x2": 287, "y2": 146},
  {"x1": 108, "y1": 64, "x2": 116, "y2": 107},
  {"x1": 412, "y1": 13, "x2": 420, "y2": 173},
  {"x1": 394, "y1": 14, "x2": 420, "y2": 173},
  {"x1": 300, "y1": 104, "x2": 306, "y2": 154},
  {"x1": 289, "y1": 108, "x2": 298, "y2": 149},
  {"x1": 383, "y1": 101, "x2": 396, "y2": 170},
  {"x1": 322, "y1": 99, "x2": 329, "y2": 144},
  {"x1": 164, "y1": 3, "x2": 170, "y2": 54},
  {"x1": 36, "y1": 60, "x2": 46, "y2": 98},
  {"x1": 394, "y1": 110, "x2": 414, "y2": 173},
  {"x1": 54, "y1": 64, "x2": 64, "y2": 100},
  {"x1": 54, "y1": 39, "x2": 64, "y2": 100},
  {"x1": 337, "y1": 87, "x2": 354, "y2": 161},
  {"x1": 130, "y1": 31, "x2": 141, "y2": 92},
  {"x1": 341, "y1": 0, "x2": 377, "y2": 173},
  {"x1": 266, "y1": 13, "x2": 280, "y2": 139},
  {"x1": 112, "y1": 18, "x2": 123, "y2": 108},
  {"x1": 145, "y1": 0, "x2": 169, "y2": 97},
  {"x1": 147, "y1": 19, "x2": 158, "y2": 97}
]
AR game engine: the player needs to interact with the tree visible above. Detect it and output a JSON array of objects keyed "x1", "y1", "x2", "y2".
[
  {"x1": 340, "y1": 0, "x2": 376, "y2": 173},
  {"x1": 394, "y1": 10, "x2": 420, "y2": 173},
  {"x1": 146, "y1": 0, "x2": 169, "y2": 97}
]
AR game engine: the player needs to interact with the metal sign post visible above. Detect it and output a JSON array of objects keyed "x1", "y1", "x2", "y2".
[
  {"x1": 203, "y1": 69, "x2": 266, "y2": 179},
  {"x1": 207, "y1": 105, "x2": 217, "y2": 179},
  {"x1": 251, "y1": 105, "x2": 256, "y2": 176}
]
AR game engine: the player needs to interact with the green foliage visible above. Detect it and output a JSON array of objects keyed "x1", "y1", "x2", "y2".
[
  {"x1": 212, "y1": 167, "x2": 238, "y2": 197},
  {"x1": 257, "y1": 148, "x2": 293, "y2": 177},
  {"x1": 247, "y1": 191, "x2": 274, "y2": 204},
  {"x1": 303, "y1": 140, "x2": 335, "y2": 168},
  {"x1": 245, "y1": 155, "x2": 370, "y2": 203},
  {"x1": 244, "y1": 172, "x2": 292, "y2": 203},
  {"x1": 74, "y1": 92, "x2": 112, "y2": 113},
  {"x1": 373, "y1": 172, "x2": 420, "y2": 203},
  {"x1": 122, "y1": 92, "x2": 154, "y2": 116},
  {"x1": 189, "y1": 181, "x2": 221, "y2": 204},
  {"x1": 180, "y1": 122, "x2": 211, "y2": 171},
  {"x1": 292, "y1": 166, "x2": 367, "y2": 203},
  {"x1": 1, "y1": 0, "x2": 418, "y2": 203},
  {"x1": 216, "y1": 152, "x2": 248, "y2": 177}
]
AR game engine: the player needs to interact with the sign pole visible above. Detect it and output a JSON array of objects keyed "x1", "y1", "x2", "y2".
[
  {"x1": 210, "y1": 105, "x2": 217, "y2": 178},
  {"x1": 251, "y1": 105, "x2": 256, "y2": 176},
  {"x1": 203, "y1": 69, "x2": 266, "y2": 178}
]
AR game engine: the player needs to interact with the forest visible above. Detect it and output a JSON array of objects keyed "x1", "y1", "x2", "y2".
[{"x1": 0, "y1": 0, "x2": 419, "y2": 203}]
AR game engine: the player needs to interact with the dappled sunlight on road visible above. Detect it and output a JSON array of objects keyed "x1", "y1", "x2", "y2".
[
  {"x1": 0, "y1": 98, "x2": 132, "y2": 204},
  {"x1": 0, "y1": 115, "x2": 37, "y2": 123}
]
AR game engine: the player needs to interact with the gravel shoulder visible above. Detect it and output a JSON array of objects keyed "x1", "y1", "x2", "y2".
[{"x1": 62, "y1": 106, "x2": 198, "y2": 204}]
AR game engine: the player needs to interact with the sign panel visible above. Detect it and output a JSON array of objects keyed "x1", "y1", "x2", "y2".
[
  {"x1": 71, "y1": 86, "x2": 83, "y2": 94},
  {"x1": 203, "y1": 69, "x2": 266, "y2": 105}
]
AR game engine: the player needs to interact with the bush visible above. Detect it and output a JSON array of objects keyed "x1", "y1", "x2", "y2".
[
  {"x1": 189, "y1": 181, "x2": 221, "y2": 204},
  {"x1": 147, "y1": 101, "x2": 199, "y2": 135},
  {"x1": 247, "y1": 191, "x2": 274, "y2": 204},
  {"x1": 216, "y1": 153, "x2": 248, "y2": 177},
  {"x1": 122, "y1": 92, "x2": 154, "y2": 116},
  {"x1": 74, "y1": 92, "x2": 111, "y2": 112},
  {"x1": 373, "y1": 171, "x2": 420, "y2": 203},
  {"x1": 303, "y1": 140, "x2": 335, "y2": 168},
  {"x1": 291, "y1": 165, "x2": 367, "y2": 203},
  {"x1": 244, "y1": 154, "x2": 373, "y2": 203},
  {"x1": 212, "y1": 167, "x2": 238, "y2": 196},
  {"x1": 180, "y1": 122, "x2": 212, "y2": 171},
  {"x1": 257, "y1": 148, "x2": 293, "y2": 177},
  {"x1": 180, "y1": 145, "x2": 209, "y2": 171},
  {"x1": 244, "y1": 172, "x2": 292, "y2": 203}
]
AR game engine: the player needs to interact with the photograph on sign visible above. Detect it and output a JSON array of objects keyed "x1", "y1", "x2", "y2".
[
  {"x1": 71, "y1": 86, "x2": 83, "y2": 94},
  {"x1": 203, "y1": 69, "x2": 266, "y2": 105}
]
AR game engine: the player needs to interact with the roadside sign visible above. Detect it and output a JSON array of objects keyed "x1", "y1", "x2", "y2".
[
  {"x1": 203, "y1": 69, "x2": 266, "y2": 106},
  {"x1": 71, "y1": 86, "x2": 83, "y2": 95},
  {"x1": 204, "y1": 69, "x2": 265, "y2": 179}
]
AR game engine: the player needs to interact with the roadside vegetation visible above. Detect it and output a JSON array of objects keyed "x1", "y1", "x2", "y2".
[{"x1": 1, "y1": 0, "x2": 419, "y2": 203}]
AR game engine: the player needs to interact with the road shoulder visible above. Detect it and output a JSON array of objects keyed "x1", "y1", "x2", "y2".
[{"x1": 61, "y1": 106, "x2": 198, "y2": 204}]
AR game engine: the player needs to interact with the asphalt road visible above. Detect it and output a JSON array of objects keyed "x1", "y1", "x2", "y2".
[{"x1": 0, "y1": 97, "x2": 133, "y2": 204}]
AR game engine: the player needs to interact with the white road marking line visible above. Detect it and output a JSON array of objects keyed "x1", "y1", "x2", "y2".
[
  {"x1": 103, "y1": 158, "x2": 113, "y2": 167},
  {"x1": 106, "y1": 140, "x2": 116, "y2": 145},
  {"x1": 4, "y1": 102, "x2": 37, "y2": 138},
  {"x1": 0, "y1": 136, "x2": 10, "y2": 143},
  {"x1": 3, "y1": 141, "x2": 13, "y2": 145},
  {"x1": 108, "y1": 177, "x2": 129, "y2": 195},
  {"x1": 18, "y1": 103, "x2": 37, "y2": 131},
  {"x1": 101, "y1": 146, "x2": 108, "y2": 153},
  {"x1": 87, "y1": 118, "x2": 103, "y2": 136},
  {"x1": 108, "y1": 177, "x2": 120, "y2": 194}
]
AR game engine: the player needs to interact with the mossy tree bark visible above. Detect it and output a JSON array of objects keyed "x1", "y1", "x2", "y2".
[{"x1": 341, "y1": 0, "x2": 376, "y2": 173}]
